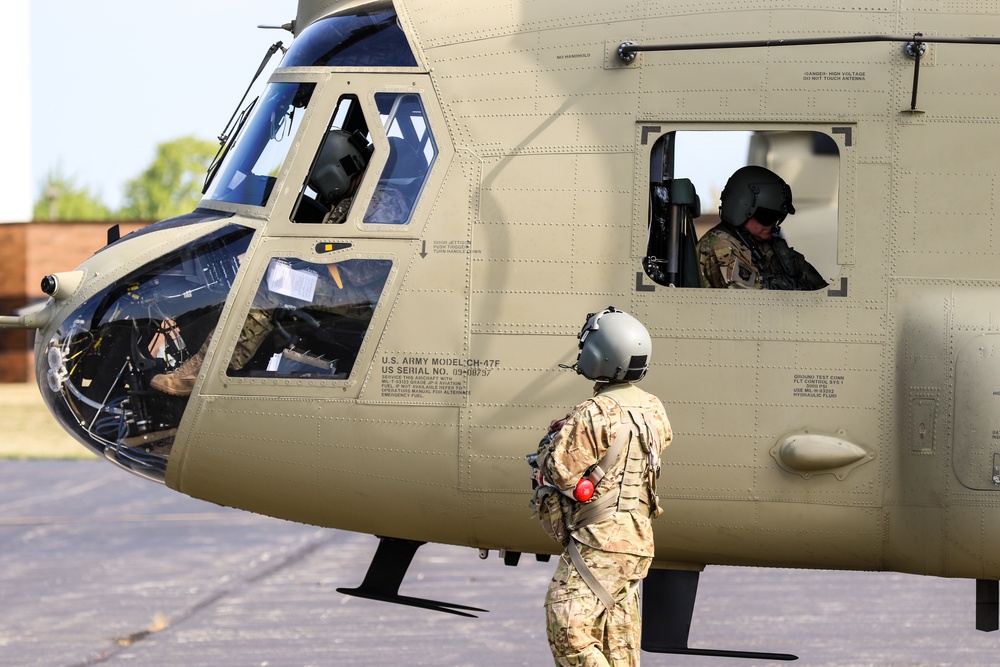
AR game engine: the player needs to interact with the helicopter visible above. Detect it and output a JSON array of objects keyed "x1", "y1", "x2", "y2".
[{"x1": 6, "y1": 0, "x2": 1000, "y2": 659}]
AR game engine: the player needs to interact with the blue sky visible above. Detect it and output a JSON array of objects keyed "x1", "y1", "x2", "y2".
[
  {"x1": 30, "y1": 1, "x2": 746, "y2": 215},
  {"x1": 31, "y1": 1, "x2": 295, "y2": 210}
]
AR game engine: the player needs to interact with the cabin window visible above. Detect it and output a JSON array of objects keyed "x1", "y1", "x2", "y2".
[
  {"x1": 205, "y1": 82, "x2": 315, "y2": 207},
  {"x1": 362, "y1": 93, "x2": 437, "y2": 225},
  {"x1": 225, "y1": 257, "x2": 392, "y2": 380},
  {"x1": 281, "y1": 10, "x2": 417, "y2": 68},
  {"x1": 643, "y1": 130, "x2": 840, "y2": 290}
]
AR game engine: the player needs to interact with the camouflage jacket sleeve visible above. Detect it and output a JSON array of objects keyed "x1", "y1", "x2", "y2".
[
  {"x1": 324, "y1": 195, "x2": 354, "y2": 225},
  {"x1": 646, "y1": 395, "x2": 673, "y2": 461},
  {"x1": 697, "y1": 227, "x2": 760, "y2": 289},
  {"x1": 541, "y1": 398, "x2": 605, "y2": 492}
]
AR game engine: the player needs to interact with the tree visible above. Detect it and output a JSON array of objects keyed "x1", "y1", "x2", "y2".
[
  {"x1": 118, "y1": 136, "x2": 218, "y2": 221},
  {"x1": 32, "y1": 168, "x2": 113, "y2": 221}
]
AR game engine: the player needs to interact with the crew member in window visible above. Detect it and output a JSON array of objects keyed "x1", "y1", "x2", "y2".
[
  {"x1": 295, "y1": 129, "x2": 409, "y2": 224},
  {"x1": 295, "y1": 129, "x2": 371, "y2": 224},
  {"x1": 697, "y1": 166, "x2": 827, "y2": 290}
]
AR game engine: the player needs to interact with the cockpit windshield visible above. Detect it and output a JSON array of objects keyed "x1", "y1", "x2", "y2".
[
  {"x1": 205, "y1": 83, "x2": 315, "y2": 207},
  {"x1": 202, "y1": 10, "x2": 417, "y2": 207},
  {"x1": 40, "y1": 225, "x2": 254, "y2": 482},
  {"x1": 281, "y1": 10, "x2": 416, "y2": 68}
]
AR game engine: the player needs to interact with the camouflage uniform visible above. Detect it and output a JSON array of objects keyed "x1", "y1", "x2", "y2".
[
  {"x1": 697, "y1": 223, "x2": 826, "y2": 290},
  {"x1": 541, "y1": 383, "x2": 672, "y2": 666},
  {"x1": 697, "y1": 224, "x2": 760, "y2": 289},
  {"x1": 324, "y1": 195, "x2": 354, "y2": 225}
]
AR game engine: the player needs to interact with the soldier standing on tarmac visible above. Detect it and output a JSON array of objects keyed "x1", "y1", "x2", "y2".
[{"x1": 536, "y1": 307, "x2": 672, "y2": 666}]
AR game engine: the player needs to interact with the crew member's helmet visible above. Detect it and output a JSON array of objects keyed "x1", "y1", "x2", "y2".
[
  {"x1": 719, "y1": 165, "x2": 795, "y2": 227},
  {"x1": 574, "y1": 307, "x2": 652, "y2": 384},
  {"x1": 309, "y1": 130, "x2": 371, "y2": 205}
]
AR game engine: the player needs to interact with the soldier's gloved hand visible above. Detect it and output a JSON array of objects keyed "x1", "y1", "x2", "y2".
[{"x1": 547, "y1": 415, "x2": 569, "y2": 436}]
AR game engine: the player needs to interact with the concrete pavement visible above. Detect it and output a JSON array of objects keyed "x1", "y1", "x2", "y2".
[{"x1": 0, "y1": 460, "x2": 997, "y2": 666}]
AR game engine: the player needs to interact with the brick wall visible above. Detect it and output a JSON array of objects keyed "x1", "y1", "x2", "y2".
[
  {"x1": 0, "y1": 224, "x2": 29, "y2": 382},
  {"x1": 0, "y1": 221, "x2": 149, "y2": 382}
]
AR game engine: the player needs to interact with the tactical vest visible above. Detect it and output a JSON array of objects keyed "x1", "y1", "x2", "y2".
[
  {"x1": 562, "y1": 383, "x2": 665, "y2": 611},
  {"x1": 570, "y1": 383, "x2": 663, "y2": 532},
  {"x1": 729, "y1": 224, "x2": 826, "y2": 291}
]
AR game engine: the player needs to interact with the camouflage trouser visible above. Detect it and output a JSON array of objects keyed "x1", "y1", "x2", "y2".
[
  {"x1": 230, "y1": 308, "x2": 274, "y2": 370},
  {"x1": 545, "y1": 542, "x2": 651, "y2": 666}
]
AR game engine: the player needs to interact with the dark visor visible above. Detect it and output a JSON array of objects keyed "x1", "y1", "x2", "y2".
[{"x1": 754, "y1": 207, "x2": 786, "y2": 226}]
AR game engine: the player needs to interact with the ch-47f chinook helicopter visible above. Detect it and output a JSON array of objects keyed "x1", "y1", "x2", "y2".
[{"x1": 9, "y1": 0, "x2": 1000, "y2": 659}]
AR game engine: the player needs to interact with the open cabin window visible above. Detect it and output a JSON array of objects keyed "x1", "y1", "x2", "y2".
[
  {"x1": 643, "y1": 130, "x2": 841, "y2": 290},
  {"x1": 290, "y1": 92, "x2": 437, "y2": 226},
  {"x1": 291, "y1": 95, "x2": 371, "y2": 224}
]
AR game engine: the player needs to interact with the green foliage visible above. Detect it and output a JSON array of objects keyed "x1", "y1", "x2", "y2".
[
  {"x1": 33, "y1": 168, "x2": 113, "y2": 221},
  {"x1": 118, "y1": 136, "x2": 218, "y2": 221},
  {"x1": 34, "y1": 136, "x2": 219, "y2": 222}
]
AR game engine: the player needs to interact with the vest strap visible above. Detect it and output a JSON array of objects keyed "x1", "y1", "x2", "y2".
[
  {"x1": 571, "y1": 420, "x2": 631, "y2": 529},
  {"x1": 567, "y1": 538, "x2": 616, "y2": 611}
]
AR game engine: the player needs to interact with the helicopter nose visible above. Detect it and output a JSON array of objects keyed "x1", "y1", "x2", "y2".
[{"x1": 36, "y1": 223, "x2": 254, "y2": 483}]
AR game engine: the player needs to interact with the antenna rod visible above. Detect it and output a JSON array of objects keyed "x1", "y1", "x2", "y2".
[{"x1": 617, "y1": 33, "x2": 1000, "y2": 61}]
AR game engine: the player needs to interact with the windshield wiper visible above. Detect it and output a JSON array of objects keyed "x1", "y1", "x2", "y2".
[{"x1": 203, "y1": 41, "x2": 286, "y2": 194}]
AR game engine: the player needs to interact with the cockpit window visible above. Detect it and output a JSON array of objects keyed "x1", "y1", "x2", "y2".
[
  {"x1": 40, "y1": 225, "x2": 254, "y2": 481},
  {"x1": 291, "y1": 92, "x2": 437, "y2": 226},
  {"x1": 205, "y1": 82, "x2": 315, "y2": 207},
  {"x1": 226, "y1": 257, "x2": 392, "y2": 380},
  {"x1": 363, "y1": 93, "x2": 437, "y2": 225},
  {"x1": 291, "y1": 95, "x2": 372, "y2": 224},
  {"x1": 281, "y1": 10, "x2": 417, "y2": 68}
]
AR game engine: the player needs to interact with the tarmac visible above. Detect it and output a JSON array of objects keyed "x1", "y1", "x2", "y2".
[{"x1": 1, "y1": 460, "x2": 999, "y2": 667}]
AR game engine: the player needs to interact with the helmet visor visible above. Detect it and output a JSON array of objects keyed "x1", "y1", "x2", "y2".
[{"x1": 753, "y1": 207, "x2": 786, "y2": 227}]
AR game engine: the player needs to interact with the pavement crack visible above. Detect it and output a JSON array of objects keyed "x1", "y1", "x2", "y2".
[
  {"x1": 68, "y1": 531, "x2": 334, "y2": 667},
  {"x1": 111, "y1": 613, "x2": 169, "y2": 647}
]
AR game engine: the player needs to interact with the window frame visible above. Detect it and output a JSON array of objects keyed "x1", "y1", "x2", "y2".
[
  {"x1": 262, "y1": 73, "x2": 452, "y2": 239},
  {"x1": 634, "y1": 123, "x2": 853, "y2": 294},
  {"x1": 201, "y1": 237, "x2": 405, "y2": 399}
]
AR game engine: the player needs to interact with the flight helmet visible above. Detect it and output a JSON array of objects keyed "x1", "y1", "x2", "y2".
[
  {"x1": 719, "y1": 165, "x2": 795, "y2": 228},
  {"x1": 309, "y1": 130, "x2": 371, "y2": 205},
  {"x1": 574, "y1": 307, "x2": 652, "y2": 384}
]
